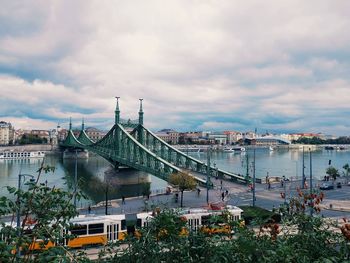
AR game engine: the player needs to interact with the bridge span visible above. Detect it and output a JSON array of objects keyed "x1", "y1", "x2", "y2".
[{"x1": 61, "y1": 98, "x2": 247, "y2": 185}]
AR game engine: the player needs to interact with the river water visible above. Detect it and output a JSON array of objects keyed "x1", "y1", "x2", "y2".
[{"x1": 0, "y1": 147, "x2": 349, "y2": 206}]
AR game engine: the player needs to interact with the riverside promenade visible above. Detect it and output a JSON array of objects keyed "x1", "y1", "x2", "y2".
[{"x1": 81, "y1": 177, "x2": 350, "y2": 219}]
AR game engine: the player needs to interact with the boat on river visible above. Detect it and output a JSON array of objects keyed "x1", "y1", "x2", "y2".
[
  {"x1": 223, "y1": 147, "x2": 234, "y2": 152},
  {"x1": 0, "y1": 151, "x2": 45, "y2": 159},
  {"x1": 232, "y1": 147, "x2": 246, "y2": 152}
]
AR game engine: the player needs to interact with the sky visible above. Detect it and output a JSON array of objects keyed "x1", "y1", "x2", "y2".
[{"x1": 0, "y1": 1, "x2": 350, "y2": 135}]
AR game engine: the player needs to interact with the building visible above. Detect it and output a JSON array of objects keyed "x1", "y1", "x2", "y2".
[
  {"x1": 223, "y1": 131, "x2": 243, "y2": 144},
  {"x1": 156, "y1": 129, "x2": 179, "y2": 144},
  {"x1": 57, "y1": 129, "x2": 68, "y2": 142},
  {"x1": 0, "y1": 121, "x2": 15, "y2": 145},
  {"x1": 179, "y1": 131, "x2": 203, "y2": 144},
  {"x1": 207, "y1": 133, "x2": 227, "y2": 145},
  {"x1": 85, "y1": 127, "x2": 107, "y2": 142},
  {"x1": 31, "y1": 130, "x2": 50, "y2": 143},
  {"x1": 286, "y1": 133, "x2": 322, "y2": 141},
  {"x1": 154, "y1": 131, "x2": 170, "y2": 143},
  {"x1": 247, "y1": 136, "x2": 291, "y2": 146},
  {"x1": 49, "y1": 129, "x2": 58, "y2": 145}
]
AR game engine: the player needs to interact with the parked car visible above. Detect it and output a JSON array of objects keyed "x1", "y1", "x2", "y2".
[
  {"x1": 320, "y1": 182, "x2": 334, "y2": 190},
  {"x1": 337, "y1": 182, "x2": 342, "y2": 188}
]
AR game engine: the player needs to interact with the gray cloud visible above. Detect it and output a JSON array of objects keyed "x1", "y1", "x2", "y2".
[{"x1": 0, "y1": 1, "x2": 349, "y2": 135}]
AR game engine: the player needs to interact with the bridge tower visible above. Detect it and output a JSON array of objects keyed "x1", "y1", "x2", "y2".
[
  {"x1": 115, "y1": 96, "x2": 120, "y2": 124},
  {"x1": 81, "y1": 118, "x2": 85, "y2": 130},
  {"x1": 138, "y1": 98, "x2": 144, "y2": 125},
  {"x1": 114, "y1": 97, "x2": 121, "y2": 170},
  {"x1": 138, "y1": 98, "x2": 144, "y2": 145},
  {"x1": 69, "y1": 117, "x2": 72, "y2": 131}
]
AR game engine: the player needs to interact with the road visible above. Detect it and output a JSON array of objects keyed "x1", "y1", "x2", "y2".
[{"x1": 82, "y1": 177, "x2": 350, "y2": 219}]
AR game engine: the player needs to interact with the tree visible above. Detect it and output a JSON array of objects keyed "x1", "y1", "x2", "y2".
[
  {"x1": 0, "y1": 162, "x2": 89, "y2": 262},
  {"x1": 169, "y1": 172, "x2": 197, "y2": 207},
  {"x1": 326, "y1": 166, "x2": 340, "y2": 180},
  {"x1": 101, "y1": 198, "x2": 349, "y2": 263}
]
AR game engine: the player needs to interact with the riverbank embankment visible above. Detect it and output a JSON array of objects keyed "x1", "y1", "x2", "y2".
[{"x1": 0, "y1": 144, "x2": 58, "y2": 152}]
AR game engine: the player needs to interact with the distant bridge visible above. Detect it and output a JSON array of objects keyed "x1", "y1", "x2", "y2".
[{"x1": 61, "y1": 98, "x2": 247, "y2": 185}]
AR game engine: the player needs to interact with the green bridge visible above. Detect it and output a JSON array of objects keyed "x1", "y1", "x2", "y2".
[{"x1": 61, "y1": 98, "x2": 247, "y2": 185}]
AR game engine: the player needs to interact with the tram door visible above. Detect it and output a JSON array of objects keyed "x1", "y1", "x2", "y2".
[{"x1": 107, "y1": 223, "x2": 119, "y2": 241}]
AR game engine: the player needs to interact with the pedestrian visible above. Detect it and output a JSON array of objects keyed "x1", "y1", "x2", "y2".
[
  {"x1": 268, "y1": 179, "x2": 271, "y2": 190},
  {"x1": 225, "y1": 189, "x2": 228, "y2": 196},
  {"x1": 197, "y1": 188, "x2": 201, "y2": 196},
  {"x1": 88, "y1": 205, "x2": 91, "y2": 214},
  {"x1": 281, "y1": 180, "x2": 284, "y2": 188},
  {"x1": 122, "y1": 195, "x2": 125, "y2": 205},
  {"x1": 220, "y1": 180, "x2": 223, "y2": 190},
  {"x1": 221, "y1": 192, "x2": 225, "y2": 201}
]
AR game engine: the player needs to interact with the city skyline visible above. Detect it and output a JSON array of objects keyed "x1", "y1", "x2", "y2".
[{"x1": 1, "y1": 1, "x2": 350, "y2": 135}]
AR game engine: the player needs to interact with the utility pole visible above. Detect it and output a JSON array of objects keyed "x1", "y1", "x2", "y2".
[
  {"x1": 309, "y1": 148, "x2": 313, "y2": 216},
  {"x1": 105, "y1": 183, "x2": 109, "y2": 215},
  {"x1": 206, "y1": 146, "x2": 211, "y2": 204},
  {"x1": 74, "y1": 149, "x2": 78, "y2": 207},
  {"x1": 245, "y1": 153, "x2": 249, "y2": 181},
  {"x1": 302, "y1": 146, "x2": 305, "y2": 189},
  {"x1": 252, "y1": 141, "x2": 256, "y2": 207}
]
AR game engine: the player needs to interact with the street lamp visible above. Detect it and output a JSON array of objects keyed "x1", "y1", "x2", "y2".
[
  {"x1": 252, "y1": 144, "x2": 256, "y2": 207},
  {"x1": 309, "y1": 148, "x2": 313, "y2": 216},
  {"x1": 206, "y1": 146, "x2": 211, "y2": 204},
  {"x1": 17, "y1": 173, "x2": 35, "y2": 258},
  {"x1": 74, "y1": 149, "x2": 78, "y2": 207},
  {"x1": 302, "y1": 147, "x2": 306, "y2": 189}
]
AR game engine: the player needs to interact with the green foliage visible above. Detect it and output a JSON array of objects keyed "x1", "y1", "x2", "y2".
[
  {"x1": 169, "y1": 172, "x2": 197, "y2": 207},
  {"x1": 326, "y1": 166, "x2": 340, "y2": 180},
  {"x1": 101, "y1": 200, "x2": 349, "y2": 262},
  {"x1": 0, "y1": 162, "x2": 89, "y2": 262},
  {"x1": 293, "y1": 136, "x2": 350, "y2": 145},
  {"x1": 17, "y1": 134, "x2": 48, "y2": 145},
  {"x1": 240, "y1": 206, "x2": 275, "y2": 225}
]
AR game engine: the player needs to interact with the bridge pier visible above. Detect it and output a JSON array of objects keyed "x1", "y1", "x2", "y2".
[{"x1": 63, "y1": 149, "x2": 89, "y2": 159}]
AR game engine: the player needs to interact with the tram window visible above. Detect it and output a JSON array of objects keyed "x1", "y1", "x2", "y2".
[
  {"x1": 201, "y1": 215, "x2": 210, "y2": 225},
  {"x1": 121, "y1": 220, "x2": 126, "y2": 230},
  {"x1": 88, "y1": 223, "x2": 104, "y2": 234},
  {"x1": 136, "y1": 219, "x2": 142, "y2": 228},
  {"x1": 70, "y1": 225, "x2": 87, "y2": 236}
]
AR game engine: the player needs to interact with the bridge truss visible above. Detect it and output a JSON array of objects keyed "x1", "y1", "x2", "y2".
[{"x1": 61, "y1": 99, "x2": 247, "y2": 184}]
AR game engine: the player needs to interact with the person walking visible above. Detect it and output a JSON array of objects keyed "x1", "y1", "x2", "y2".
[
  {"x1": 88, "y1": 205, "x2": 91, "y2": 214},
  {"x1": 122, "y1": 196, "x2": 125, "y2": 205},
  {"x1": 221, "y1": 192, "x2": 225, "y2": 201},
  {"x1": 197, "y1": 188, "x2": 201, "y2": 196}
]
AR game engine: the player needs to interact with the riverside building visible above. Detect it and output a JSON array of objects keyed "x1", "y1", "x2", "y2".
[{"x1": 0, "y1": 121, "x2": 15, "y2": 145}]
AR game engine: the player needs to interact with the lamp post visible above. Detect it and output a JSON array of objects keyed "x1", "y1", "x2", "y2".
[
  {"x1": 74, "y1": 149, "x2": 78, "y2": 207},
  {"x1": 252, "y1": 144, "x2": 256, "y2": 207},
  {"x1": 17, "y1": 173, "x2": 35, "y2": 258},
  {"x1": 309, "y1": 148, "x2": 313, "y2": 216},
  {"x1": 295, "y1": 161, "x2": 298, "y2": 179},
  {"x1": 302, "y1": 147, "x2": 305, "y2": 189},
  {"x1": 206, "y1": 146, "x2": 211, "y2": 204}
]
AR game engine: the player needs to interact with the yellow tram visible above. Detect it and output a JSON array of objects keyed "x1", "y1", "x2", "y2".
[{"x1": 179, "y1": 205, "x2": 243, "y2": 235}]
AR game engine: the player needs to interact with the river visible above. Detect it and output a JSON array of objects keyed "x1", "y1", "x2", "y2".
[{"x1": 0, "y1": 147, "x2": 349, "y2": 206}]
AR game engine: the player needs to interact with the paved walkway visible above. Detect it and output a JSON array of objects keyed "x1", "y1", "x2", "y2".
[{"x1": 80, "y1": 178, "x2": 350, "y2": 218}]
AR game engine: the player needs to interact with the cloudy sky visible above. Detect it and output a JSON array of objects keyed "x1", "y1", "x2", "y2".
[{"x1": 1, "y1": 1, "x2": 349, "y2": 135}]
